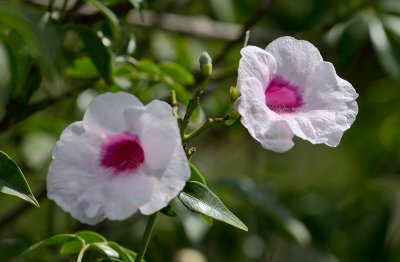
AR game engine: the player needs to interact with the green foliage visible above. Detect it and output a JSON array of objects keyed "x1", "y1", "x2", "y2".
[
  {"x1": 178, "y1": 181, "x2": 248, "y2": 231},
  {"x1": 73, "y1": 25, "x2": 113, "y2": 84},
  {"x1": 0, "y1": 151, "x2": 38, "y2": 206},
  {"x1": 22, "y1": 231, "x2": 137, "y2": 262},
  {"x1": 1, "y1": 0, "x2": 400, "y2": 261},
  {"x1": 86, "y1": 0, "x2": 122, "y2": 42}
]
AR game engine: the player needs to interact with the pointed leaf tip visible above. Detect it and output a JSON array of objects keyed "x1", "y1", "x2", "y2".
[
  {"x1": 178, "y1": 181, "x2": 248, "y2": 231},
  {"x1": 0, "y1": 151, "x2": 39, "y2": 206}
]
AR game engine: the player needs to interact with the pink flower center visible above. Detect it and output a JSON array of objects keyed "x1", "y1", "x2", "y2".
[
  {"x1": 265, "y1": 76, "x2": 304, "y2": 113},
  {"x1": 100, "y1": 133, "x2": 145, "y2": 174}
]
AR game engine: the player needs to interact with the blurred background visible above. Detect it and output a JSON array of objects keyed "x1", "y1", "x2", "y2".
[{"x1": 1, "y1": 0, "x2": 400, "y2": 261}]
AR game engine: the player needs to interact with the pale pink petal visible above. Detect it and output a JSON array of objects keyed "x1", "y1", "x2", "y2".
[
  {"x1": 48, "y1": 92, "x2": 190, "y2": 224},
  {"x1": 47, "y1": 121, "x2": 154, "y2": 224},
  {"x1": 124, "y1": 100, "x2": 181, "y2": 173},
  {"x1": 265, "y1": 36, "x2": 323, "y2": 89},
  {"x1": 236, "y1": 78, "x2": 295, "y2": 153},
  {"x1": 83, "y1": 92, "x2": 143, "y2": 133},
  {"x1": 238, "y1": 46, "x2": 277, "y2": 88},
  {"x1": 237, "y1": 37, "x2": 358, "y2": 152},
  {"x1": 284, "y1": 62, "x2": 359, "y2": 146},
  {"x1": 140, "y1": 142, "x2": 190, "y2": 214}
]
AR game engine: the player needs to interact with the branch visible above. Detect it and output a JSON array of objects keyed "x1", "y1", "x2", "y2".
[{"x1": 126, "y1": 10, "x2": 242, "y2": 41}]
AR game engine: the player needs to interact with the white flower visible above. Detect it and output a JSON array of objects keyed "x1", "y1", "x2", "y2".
[
  {"x1": 236, "y1": 36, "x2": 358, "y2": 153},
  {"x1": 47, "y1": 92, "x2": 190, "y2": 225}
]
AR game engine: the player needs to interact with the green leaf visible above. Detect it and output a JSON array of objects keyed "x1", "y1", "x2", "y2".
[
  {"x1": 73, "y1": 25, "x2": 112, "y2": 84},
  {"x1": 60, "y1": 238, "x2": 85, "y2": 254},
  {"x1": 160, "y1": 204, "x2": 177, "y2": 217},
  {"x1": 85, "y1": 0, "x2": 121, "y2": 42},
  {"x1": 21, "y1": 234, "x2": 76, "y2": 256},
  {"x1": 368, "y1": 13, "x2": 400, "y2": 78},
  {"x1": 66, "y1": 56, "x2": 99, "y2": 79},
  {"x1": 159, "y1": 62, "x2": 194, "y2": 85},
  {"x1": 76, "y1": 231, "x2": 106, "y2": 243},
  {"x1": 0, "y1": 151, "x2": 38, "y2": 206},
  {"x1": 178, "y1": 181, "x2": 248, "y2": 231},
  {"x1": 89, "y1": 243, "x2": 119, "y2": 258},
  {"x1": 189, "y1": 163, "x2": 207, "y2": 184},
  {"x1": 161, "y1": 76, "x2": 190, "y2": 104},
  {"x1": 136, "y1": 59, "x2": 160, "y2": 75},
  {"x1": 108, "y1": 242, "x2": 136, "y2": 262}
]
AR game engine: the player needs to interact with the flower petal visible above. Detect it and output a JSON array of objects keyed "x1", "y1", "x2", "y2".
[
  {"x1": 238, "y1": 45, "x2": 277, "y2": 89},
  {"x1": 236, "y1": 77, "x2": 295, "y2": 153},
  {"x1": 302, "y1": 62, "x2": 358, "y2": 112},
  {"x1": 124, "y1": 100, "x2": 182, "y2": 174},
  {"x1": 284, "y1": 62, "x2": 358, "y2": 146},
  {"x1": 139, "y1": 142, "x2": 190, "y2": 214},
  {"x1": 83, "y1": 92, "x2": 143, "y2": 133},
  {"x1": 265, "y1": 36, "x2": 323, "y2": 88},
  {"x1": 47, "y1": 121, "x2": 154, "y2": 225}
]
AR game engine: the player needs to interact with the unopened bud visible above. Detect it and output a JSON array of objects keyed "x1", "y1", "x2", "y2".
[
  {"x1": 199, "y1": 52, "x2": 212, "y2": 77},
  {"x1": 230, "y1": 86, "x2": 241, "y2": 101}
]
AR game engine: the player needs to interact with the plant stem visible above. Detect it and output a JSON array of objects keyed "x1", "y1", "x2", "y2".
[
  {"x1": 180, "y1": 90, "x2": 201, "y2": 137},
  {"x1": 171, "y1": 90, "x2": 179, "y2": 119},
  {"x1": 183, "y1": 117, "x2": 225, "y2": 142},
  {"x1": 180, "y1": 76, "x2": 209, "y2": 137},
  {"x1": 136, "y1": 212, "x2": 158, "y2": 262}
]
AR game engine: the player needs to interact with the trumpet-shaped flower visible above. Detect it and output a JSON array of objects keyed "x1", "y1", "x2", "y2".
[
  {"x1": 47, "y1": 92, "x2": 190, "y2": 225},
  {"x1": 236, "y1": 36, "x2": 358, "y2": 152}
]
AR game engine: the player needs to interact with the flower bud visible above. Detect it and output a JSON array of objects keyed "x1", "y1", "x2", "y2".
[
  {"x1": 199, "y1": 52, "x2": 212, "y2": 77},
  {"x1": 230, "y1": 86, "x2": 241, "y2": 101}
]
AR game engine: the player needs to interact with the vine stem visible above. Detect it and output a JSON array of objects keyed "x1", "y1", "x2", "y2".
[
  {"x1": 183, "y1": 117, "x2": 226, "y2": 142},
  {"x1": 180, "y1": 76, "x2": 209, "y2": 137},
  {"x1": 136, "y1": 212, "x2": 158, "y2": 262}
]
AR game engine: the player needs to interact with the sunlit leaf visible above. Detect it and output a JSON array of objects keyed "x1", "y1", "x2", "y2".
[
  {"x1": 22, "y1": 234, "x2": 76, "y2": 256},
  {"x1": 76, "y1": 231, "x2": 107, "y2": 243},
  {"x1": 60, "y1": 238, "x2": 85, "y2": 255},
  {"x1": 178, "y1": 181, "x2": 248, "y2": 231},
  {"x1": 0, "y1": 151, "x2": 38, "y2": 206},
  {"x1": 108, "y1": 242, "x2": 136, "y2": 262},
  {"x1": 73, "y1": 25, "x2": 112, "y2": 84},
  {"x1": 90, "y1": 243, "x2": 119, "y2": 258}
]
